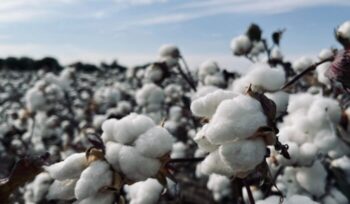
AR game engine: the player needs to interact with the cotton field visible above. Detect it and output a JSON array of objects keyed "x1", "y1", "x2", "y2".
[{"x1": 0, "y1": 21, "x2": 350, "y2": 204}]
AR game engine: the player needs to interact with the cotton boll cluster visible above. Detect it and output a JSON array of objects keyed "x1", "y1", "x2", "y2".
[
  {"x1": 93, "y1": 85, "x2": 121, "y2": 111},
  {"x1": 197, "y1": 60, "x2": 225, "y2": 87},
  {"x1": 125, "y1": 178, "x2": 163, "y2": 204},
  {"x1": 292, "y1": 57, "x2": 314, "y2": 73},
  {"x1": 164, "y1": 84, "x2": 183, "y2": 104},
  {"x1": 232, "y1": 63, "x2": 286, "y2": 93},
  {"x1": 316, "y1": 62, "x2": 331, "y2": 86},
  {"x1": 24, "y1": 172, "x2": 52, "y2": 203},
  {"x1": 230, "y1": 35, "x2": 252, "y2": 56},
  {"x1": 336, "y1": 21, "x2": 350, "y2": 47},
  {"x1": 102, "y1": 113, "x2": 174, "y2": 181},
  {"x1": 192, "y1": 91, "x2": 270, "y2": 177},
  {"x1": 207, "y1": 174, "x2": 231, "y2": 201}
]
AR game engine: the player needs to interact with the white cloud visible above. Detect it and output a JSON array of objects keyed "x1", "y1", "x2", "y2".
[{"x1": 114, "y1": 0, "x2": 167, "y2": 6}]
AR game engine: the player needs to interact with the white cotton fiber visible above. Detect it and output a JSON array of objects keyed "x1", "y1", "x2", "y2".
[
  {"x1": 190, "y1": 89, "x2": 237, "y2": 118},
  {"x1": 287, "y1": 93, "x2": 315, "y2": 114},
  {"x1": 74, "y1": 160, "x2": 112, "y2": 200},
  {"x1": 46, "y1": 179, "x2": 77, "y2": 200},
  {"x1": 118, "y1": 146, "x2": 161, "y2": 181},
  {"x1": 171, "y1": 142, "x2": 187, "y2": 159},
  {"x1": 292, "y1": 57, "x2": 313, "y2": 73},
  {"x1": 328, "y1": 187, "x2": 349, "y2": 204},
  {"x1": 318, "y1": 48, "x2": 334, "y2": 60},
  {"x1": 337, "y1": 21, "x2": 350, "y2": 40},
  {"x1": 207, "y1": 173, "x2": 231, "y2": 201},
  {"x1": 205, "y1": 95, "x2": 266, "y2": 144},
  {"x1": 219, "y1": 138, "x2": 266, "y2": 173},
  {"x1": 45, "y1": 153, "x2": 86, "y2": 180},
  {"x1": 232, "y1": 63, "x2": 285, "y2": 92},
  {"x1": 136, "y1": 83, "x2": 165, "y2": 106},
  {"x1": 285, "y1": 195, "x2": 319, "y2": 204},
  {"x1": 298, "y1": 143, "x2": 317, "y2": 166},
  {"x1": 158, "y1": 44, "x2": 180, "y2": 58},
  {"x1": 270, "y1": 47, "x2": 283, "y2": 60},
  {"x1": 76, "y1": 192, "x2": 115, "y2": 204},
  {"x1": 134, "y1": 126, "x2": 173, "y2": 158},
  {"x1": 191, "y1": 85, "x2": 219, "y2": 100},
  {"x1": 199, "y1": 149, "x2": 234, "y2": 176},
  {"x1": 194, "y1": 124, "x2": 219, "y2": 153},
  {"x1": 314, "y1": 129, "x2": 338, "y2": 153},
  {"x1": 230, "y1": 35, "x2": 252, "y2": 55},
  {"x1": 296, "y1": 160, "x2": 327, "y2": 197},
  {"x1": 256, "y1": 196, "x2": 280, "y2": 204},
  {"x1": 125, "y1": 178, "x2": 163, "y2": 204},
  {"x1": 198, "y1": 60, "x2": 220, "y2": 82},
  {"x1": 32, "y1": 172, "x2": 52, "y2": 202},
  {"x1": 265, "y1": 91, "x2": 289, "y2": 116},
  {"x1": 101, "y1": 118, "x2": 118, "y2": 143},
  {"x1": 307, "y1": 97, "x2": 341, "y2": 126},
  {"x1": 316, "y1": 62, "x2": 331, "y2": 85},
  {"x1": 105, "y1": 141, "x2": 123, "y2": 171}
]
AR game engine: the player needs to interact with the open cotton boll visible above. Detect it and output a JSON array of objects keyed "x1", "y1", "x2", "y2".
[
  {"x1": 158, "y1": 44, "x2": 180, "y2": 58},
  {"x1": 316, "y1": 62, "x2": 331, "y2": 85},
  {"x1": 298, "y1": 143, "x2": 317, "y2": 166},
  {"x1": 111, "y1": 114, "x2": 156, "y2": 144},
  {"x1": 232, "y1": 63, "x2": 285, "y2": 93},
  {"x1": 319, "y1": 48, "x2": 334, "y2": 60},
  {"x1": 307, "y1": 97, "x2": 341, "y2": 126},
  {"x1": 101, "y1": 118, "x2": 117, "y2": 143},
  {"x1": 198, "y1": 60, "x2": 220, "y2": 82},
  {"x1": 125, "y1": 178, "x2": 163, "y2": 204},
  {"x1": 32, "y1": 172, "x2": 52, "y2": 202},
  {"x1": 105, "y1": 141, "x2": 123, "y2": 171},
  {"x1": 337, "y1": 21, "x2": 350, "y2": 40},
  {"x1": 134, "y1": 126, "x2": 173, "y2": 158},
  {"x1": 45, "y1": 153, "x2": 86, "y2": 180},
  {"x1": 296, "y1": 160, "x2": 327, "y2": 197},
  {"x1": 199, "y1": 150, "x2": 234, "y2": 176},
  {"x1": 219, "y1": 139, "x2": 266, "y2": 174},
  {"x1": 194, "y1": 125, "x2": 219, "y2": 153},
  {"x1": 207, "y1": 174, "x2": 231, "y2": 201},
  {"x1": 190, "y1": 89, "x2": 237, "y2": 118},
  {"x1": 265, "y1": 91, "x2": 289, "y2": 116},
  {"x1": 292, "y1": 57, "x2": 314, "y2": 73},
  {"x1": 191, "y1": 85, "x2": 219, "y2": 100},
  {"x1": 206, "y1": 95, "x2": 266, "y2": 144},
  {"x1": 74, "y1": 160, "x2": 112, "y2": 200},
  {"x1": 144, "y1": 65, "x2": 164, "y2": 83},
  {"x1": 47, "y1": 179, "x2": 77, "y2": 200},
  {"x1": 170, "y1": 142, "x2": 187, "y2": 159},
  {"x1": 76, "y1": 192, "x2": 115, "y2": 204},
  {"x1": 25, "y1": 88, "x2": 46, "y2": 112},
  {"x1": 270, "y1": 47, "x2": 283, "y2": 60},
  {"x1": 204, "y1": 74, "x2": 226, "y2": 87},
  {"x1": 285, "y1": 195, "x2": 319, "y2": 204},
  {"x1": 287, "y1": 93, "x2": 315, "y2": 114},
  {"x1": 314, "y1": 129, "x2": 338, "y2": 153},
  {"x1": 136, "y1": 83, "x2": 165, "y2": 106},
  {"x1": 276, "y1": 142, "x2": 299, "y2": 165},
  {"x1": 118, "y1": 146, "x2": 161, "y2": 181},
  {"x1": 230, "y1": 35, "x2": 252, "y2": 56}
]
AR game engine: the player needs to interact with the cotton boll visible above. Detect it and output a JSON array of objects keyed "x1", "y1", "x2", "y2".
[
  {"x1": 337, "y1": 21, "x2": 350, "y2": 41},
  {"x1": 158, "y1": 44, "x2": 180, "y2": 58},
  {"x1": 298, "y1": 143, "x2": 317, "y2": 166},
  {"x1": 204, "y1": 74, "x2": 226, "y2": 87},
  {"x1": 316, "y1": 62, "x2": 331, "y2": 85},
  {"x1": 276, "y1": 142, "x2": 299, "y2": 165},
  {"x1": 292, "y1": 57, "x2": 314, "y2": 73},
  {"x1": 170, "y1": 142, "x2": 187, "y2": 159},
  {"x1": 25, "y1": 88, "x2": 46, "y2": 112},
  {"x1": 190, "y1": 89, "x2": 237, "y2": 118},
  {"x1": 105, "y1": 141, "x2": 123, "y2": 171},
  {"x1": 76, "y1": 192, "x2": 115, "y2": 204},
  {"x1": 32, "y1": 172, "x2": 52, "y2": 202},
  {"x1": 287, "y1": 93, "x2": 315, "y2": 114},
  {"x1": 230, "y1": 35, "x2": 252, "y2": 56},
  {"x1": 232, "y1": 63, "x2": 286, "y2": 93},
  {"x1": 134, "y1": 126, "x2": 174, "y2": 158},
  {"x1": 45, "y1": 153, "x2": 86, "y2": 180},
  {"x1": 119, "y1": 146, "x2": 161, "y2": 181},
  {"x1": 250, "y1": 41, "x2": 265, "y2": 56},
  {"x1": 270, "y1": 47, "x2": 283, "y2": 60},
  {"x1": 296, "y1": 160, "x2": 327, "y2": 197},
  {"x1": 219, "y1": 139, "x2": 266, "y2": 174},
  {"x1": 74, "y1": 160, "x2": 112, "y2": 200},
  {"x1": 198, "y1": 60, "x2": 220, "y2": 83},
  {"x1": 285, "y1": 195, "x2": 319, "y2": 204},
  {"x1": 307, "y1": 97, "x2": 341, "y2": 126},
  {"x1": 314, "y1": 129, "x2": 338, "y2": 153},
  {"x1": 194, "y1": 125, "x2": 219, "y2": 153},
  {"x1": 192, "y1": 85, "x2": 219, "y2": 100},
  {"x1": 101, "y1": 118, "x2": 117, "y2": 143},
  {"x1": 136, "y1": 83, "x2": 165, "y2": 111},
  {"x1": 319, "y1": 48, "x2": 334, "y2": 61},
  {"x1": 207, "y1": 174, "x2": 231, "y2": 201},
  {"x1": 206, "y1": 95, "x2": 266, "y2": 144},
  {"x1": 265, "y1": 91, "x2": 289, "y2": 116},
  {"x1": 199, "y1": 150, "x2": 234, "y2": 176},
  {"x1": 47, "y1": 179, "x2": 77, "y2": 200},
  {"x1": 125, "y1": 178, "x2": 163, "y2": 204}
]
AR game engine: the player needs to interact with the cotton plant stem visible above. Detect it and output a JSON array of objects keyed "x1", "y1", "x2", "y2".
[
  {"x1": 168, "y1": 157, "x2": 205, "y2": 163},
  {"x1": 176, "y1": 65, "x2": 197, "y2": 92},
  {"x1": 243, "y1": 180, "x2": 255, "y2": 204},
  {"x1": 281, "y1": 57, "x2": 334, "y2": 90}
]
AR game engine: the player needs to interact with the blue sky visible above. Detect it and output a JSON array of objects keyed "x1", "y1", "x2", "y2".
[{"x1": 0, "y1": 0, "x2": 349, "y2": 71}]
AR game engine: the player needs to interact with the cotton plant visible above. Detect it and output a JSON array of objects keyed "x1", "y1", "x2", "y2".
[
  {"x1": 124, "y1": 178, "x2": 164, "y2": 204},
  {"x1": 197, "y1": 60, "x2": 226, "y2": 88},
  {"x1": 44, "y1": 113, "x2": 175, "y2": 203},
  {"x1": 207, "y1": 174, "x2": 232, "y2": 201}
]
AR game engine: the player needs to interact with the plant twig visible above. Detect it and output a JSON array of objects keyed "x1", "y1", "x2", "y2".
[
  {"x1": 243, "y1": 180, "x2": 255, "y2": 204},
  {"x1": 168, "y1": 157, "x2": 204, "y2": 164},
  {"x1": 281, "y1": 57, "x2": 334, "y2": 90},
  {"x1": 176, "y1": 65, "x2": 197, "y2": 92}
]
